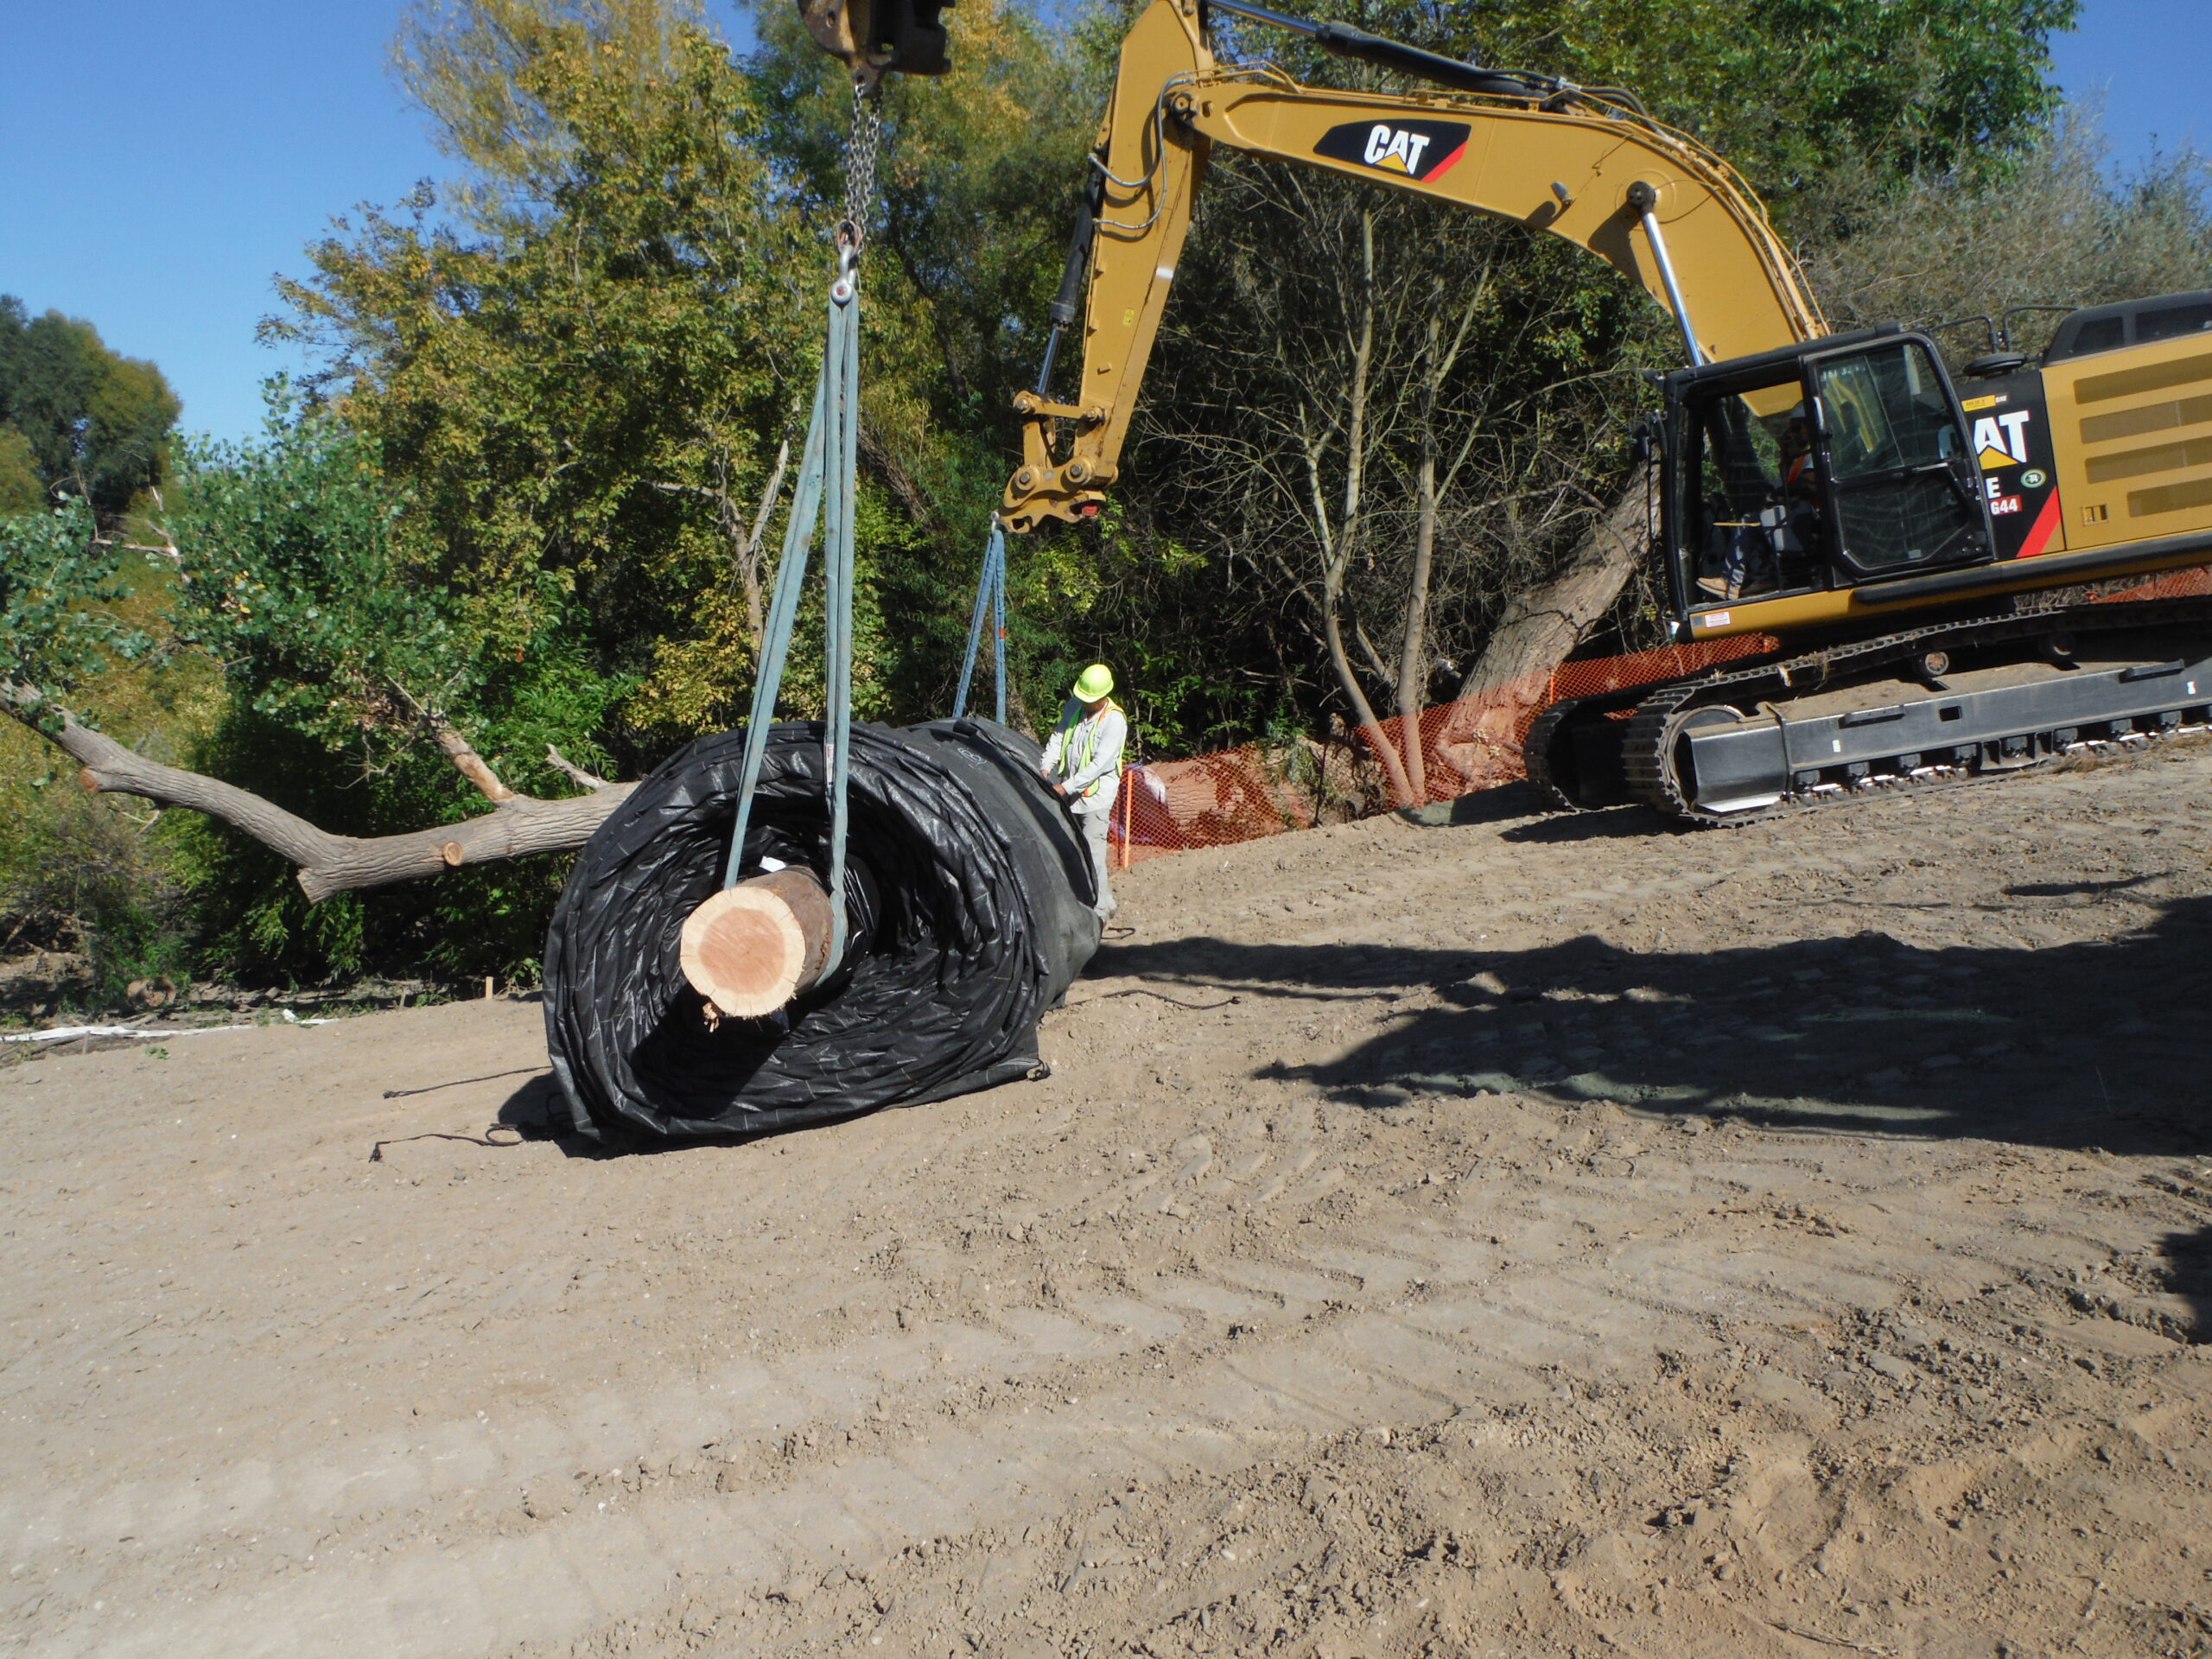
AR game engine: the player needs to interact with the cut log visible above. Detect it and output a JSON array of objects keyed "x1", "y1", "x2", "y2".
[{"x1": 680, "y1": 867, "x2": 836, "y2": 1018}]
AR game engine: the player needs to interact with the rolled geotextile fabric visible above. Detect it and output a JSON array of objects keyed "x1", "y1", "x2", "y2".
[{"x1": 543, "y1": 718, "x2": 1100, "y2": 1141}]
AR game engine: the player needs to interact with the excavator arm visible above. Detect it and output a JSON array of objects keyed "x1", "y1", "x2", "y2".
[{"x1": 1001, "y1": 0, "x2": 1825, "y2": 531}]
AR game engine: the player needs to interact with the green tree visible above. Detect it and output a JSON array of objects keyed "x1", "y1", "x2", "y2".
[
  {"x1": 272, "y1": 0, "x2": 812, "y2": 768},
  {"x1": 0, "y1": 296, "x2": 181, "y2": 518},
  {"x1": 0, "y1": 428, "x2": 41, "y2": 516},
  {"x1": 1804, "y1": 114, "x2": 2212, "y2": 356},
  {"x1": 156, "y1": 389, "x2": 631, "y2": 983},
  {"x1": 0, "y1": 501, "x2": 150, "y2": 725},
  {"x1": 0, "y1": 503, "x2": 190, "y2": 998}
]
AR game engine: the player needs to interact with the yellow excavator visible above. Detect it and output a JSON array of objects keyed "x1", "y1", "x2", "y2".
[{"x1": 811, "y1": 0, "x2": 2212, "y2": 823}]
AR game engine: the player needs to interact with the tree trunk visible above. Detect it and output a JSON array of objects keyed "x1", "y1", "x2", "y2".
[
  {"x1": 1435, "y1": 482, "x2": 1656, "y2": 790},
  {"x1": 5, "y1": 685, "x2": 630, "y2": 905},
  {"x1": 1320, "y1": 592, "x2": 1414, "y2": 809},
  {"x1": 1313, "y1": 208, "x2": 1415, "y2": 810},
  {"x1": 1395, "y1": 424, "x2": 1438, "y2": 803},
  {"x1": 736, "y1": 437, "x2": 790, "y2": 652},
  {"x1": 1390, "y1": 272, "x2": 1490, "y2": 806}
]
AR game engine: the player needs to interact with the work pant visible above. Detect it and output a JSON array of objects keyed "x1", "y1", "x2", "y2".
[
  {"x1": 1722, "y1": 524, "x2": 1776, "y2": 594},
  {"x1": 1076, "y1": 804, "x2": 1116, "y2": 920}
]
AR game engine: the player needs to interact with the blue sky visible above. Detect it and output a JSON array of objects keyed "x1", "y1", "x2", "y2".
[{"x1": 0, "y1": 1, "x2": 2202, "y2": 442}]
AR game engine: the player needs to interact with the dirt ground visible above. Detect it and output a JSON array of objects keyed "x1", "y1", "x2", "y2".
[{"x1": 6, "y1": 740, "x2": 2212, "y2": 1659}]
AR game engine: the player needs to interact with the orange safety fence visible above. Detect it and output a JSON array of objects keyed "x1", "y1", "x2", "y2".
[
  {"x1": 1107, "y1": 568, "x2": 2212, "y2": 868},
  {"x1": 1107, "y1": 632, "x2": 1777, "y2": 867},
  {"x1": 2097, "y1": 564, "x2": 2212, "y2": 605}
]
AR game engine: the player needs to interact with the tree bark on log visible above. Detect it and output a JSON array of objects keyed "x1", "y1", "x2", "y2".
[
  {"x1": 1435, "y1": 483, "x2": 1657, "y2": 789},
  {"x1": 4, "y1": 683, "x2": 631, "y2": 904}
]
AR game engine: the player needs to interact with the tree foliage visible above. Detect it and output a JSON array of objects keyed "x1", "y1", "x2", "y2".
[
  {"x1": 0, "y1": 502, "x2": 151, "y2": 721},
  {"x1": 149, "y1": 391, "x2": 632, "y2": 982},
  {"x1": 271, "y1": 0, "x2": 812, "y2": 766},
  {"x1": 0, "y1": 296, "x2": 181, "y2": 518},
  {"x1": 0, "y1": 504, "x2": 201, "y2": 1002},
  {"x1": 1804, "y1": 116, "x2": 2212, "y2": 356}
]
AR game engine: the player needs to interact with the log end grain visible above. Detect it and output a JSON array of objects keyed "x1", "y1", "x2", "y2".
[{"x1": 679, "y1": 869, "x2": 832, "y2": 1019}]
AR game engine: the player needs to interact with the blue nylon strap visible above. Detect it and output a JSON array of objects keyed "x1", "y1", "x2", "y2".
[
  {"x1": 721, "y1": 354, "x2": 830, "y2": 892},
  {"x1": 991, "y1": 524, "x2": 1007, "y2": 726},
  {"x1": 719, "y1": 257, "x2": 863, "y2": 995},
  {"x1": 822, "y1": 267, "x2": 861, "y2": 974},
  {"x1": 952, "y1": 518, "x2": 1007, "y2": 721}
]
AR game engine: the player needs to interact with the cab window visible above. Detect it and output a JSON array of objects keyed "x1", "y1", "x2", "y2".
[{"x1": 1812, "y1": 342, "x2": 1987, "y2": 576}]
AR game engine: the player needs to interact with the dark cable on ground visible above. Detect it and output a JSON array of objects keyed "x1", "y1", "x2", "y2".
[
  {"x1": 368, "y1": 1124, "x2": 524, "y2": 1162},
  {"x1": 382, "y1": 1066, "x2": 549, "y2": 1099},
  {"x1": 1068, "y1": 988, "x2": 1240, "y2": 1011}
]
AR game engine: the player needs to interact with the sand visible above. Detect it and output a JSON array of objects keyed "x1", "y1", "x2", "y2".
[{"x1": 5, "y1": 739, "x2": 2210, "y2": 1658}]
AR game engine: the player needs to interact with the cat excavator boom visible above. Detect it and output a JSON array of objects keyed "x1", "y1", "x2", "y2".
[
  {"x1": 987, "y1": 0, "x2": 2212, "y2": 823},
  {"x1": 1001, "y1": 0, "x2": 1823, "y2": 531}
]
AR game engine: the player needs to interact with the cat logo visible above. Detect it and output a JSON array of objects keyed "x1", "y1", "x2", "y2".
[
  {"x1": 1972, "y1": 409, "x2": 2033, "y2": 471},
  {"x1": 1313, "y1": 119, "x2": 1471, "y2": 184}
]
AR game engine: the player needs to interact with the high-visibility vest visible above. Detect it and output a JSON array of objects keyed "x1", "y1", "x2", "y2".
[{"x1": 1056, "y1": 700, "x2": 1122, "y2": 800}]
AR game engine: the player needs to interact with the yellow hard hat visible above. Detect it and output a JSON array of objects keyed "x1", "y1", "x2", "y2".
[{"x1": 1072, "y1": 663, "x2": 1114, "y2": 700}]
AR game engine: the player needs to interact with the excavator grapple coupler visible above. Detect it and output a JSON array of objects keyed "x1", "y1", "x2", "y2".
[{"x1": 797, "y1": 0, "x2": 954, "y2": 87}]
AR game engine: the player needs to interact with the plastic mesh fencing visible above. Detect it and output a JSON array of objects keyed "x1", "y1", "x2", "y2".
[
  {"x1": 2096, "y1": 564, "x2": 2212, "y2": 605},
  {"x1": 1107, "y1": 632, "x2": 1777, "y2": 867}
]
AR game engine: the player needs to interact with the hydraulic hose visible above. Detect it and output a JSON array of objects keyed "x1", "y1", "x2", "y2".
[{"x1": 1206, "y1": 0, "x2": 1555, "y2": 100}]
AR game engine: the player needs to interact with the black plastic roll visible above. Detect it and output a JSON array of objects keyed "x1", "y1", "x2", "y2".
[{"x1": 542, "y1": 718, "x2": 1100, "y2": 1141}]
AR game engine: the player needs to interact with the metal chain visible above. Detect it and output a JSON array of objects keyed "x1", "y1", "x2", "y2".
[{"x1": 837, "y1": 83, "x2": 882, "y2": 264}]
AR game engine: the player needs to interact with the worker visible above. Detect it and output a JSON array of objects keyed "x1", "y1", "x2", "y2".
[{"x1": 1040, "y1": 663, "x2": 1128, "y2": 921}]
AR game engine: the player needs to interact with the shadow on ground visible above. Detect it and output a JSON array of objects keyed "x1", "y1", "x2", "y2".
[
  {"x1": 1090, "y1": 893, "x2": 2212, "y2": 1158},
  {"x1": 1391, "y1": 781, "x2": 1670, "y2": 842},
  {"x1": 1098, "y1": 893, "x2": 2212, "y2": 1333}
]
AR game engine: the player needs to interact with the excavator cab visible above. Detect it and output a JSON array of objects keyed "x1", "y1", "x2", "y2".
[
  {"x1": 1664, "y1": 330, "x2": 1995, "y2": 624},
  {"x1": 797, "y1": 0, "x2": 953, "y2": 88}
]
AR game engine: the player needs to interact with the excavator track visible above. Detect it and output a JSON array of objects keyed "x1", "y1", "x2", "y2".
[
  {"x1": 1545, "y1": 596, "x2": 2212, "y2": 825},
  {"x1": 1522, "y1": 697, "x2": 1599, "y2": 811},
  {"x1": 1618, "y1": 683, "x2": 1706, "y2": 821},
  {"x1": 1521, "y1": 685, "x2": 1656, "y2": 810}
]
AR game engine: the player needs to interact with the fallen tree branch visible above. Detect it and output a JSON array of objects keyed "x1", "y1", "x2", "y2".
[
  {"x1": 387, "y1": 680, "x2": 516, "y2": 804},
  {"x1": 544, "y1": 744, "x2": 611, "y2": 791},
  {"x1": 3, "y1": 682, "x2": 631, "y2": 904},
  {"x1": 429, "y1": 718, "x2": 516, "y2": 803}
]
